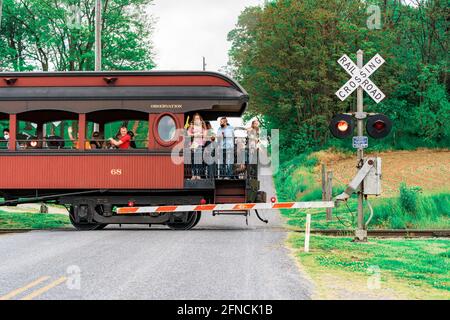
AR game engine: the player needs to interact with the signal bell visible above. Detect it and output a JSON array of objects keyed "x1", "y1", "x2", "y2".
[
  {"x1": 366, "y1": 114, "x2": 392, "y2": 139},
  {"x1": 329, "y1": 114, "x2": 354, "y2": 139}
]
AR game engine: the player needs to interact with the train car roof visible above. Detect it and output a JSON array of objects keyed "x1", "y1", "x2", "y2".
[{"x1": 0, "y1": 71, "x2": 249, "y2": 120}]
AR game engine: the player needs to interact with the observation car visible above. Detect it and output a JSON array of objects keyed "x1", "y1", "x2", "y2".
[{"x1": 0, "y1": 71, "x2": 266, "y2": 230}]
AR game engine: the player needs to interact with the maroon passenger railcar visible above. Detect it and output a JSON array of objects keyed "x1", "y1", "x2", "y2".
[{"x1": 0, "y1": 71, "x2": 265, "y2": 230}]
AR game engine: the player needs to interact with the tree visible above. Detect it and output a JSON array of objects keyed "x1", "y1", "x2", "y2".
[
  {"x1": 228, "y1": 0, "x2": 449, "y2": 160},
  {"x1": 0, "y1": 0, "x2": 155, "y2": 71}
]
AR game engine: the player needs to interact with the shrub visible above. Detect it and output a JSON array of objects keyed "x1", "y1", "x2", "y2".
[{"x1": 399, "y1": 182, "x2": 422, "y2": 214}]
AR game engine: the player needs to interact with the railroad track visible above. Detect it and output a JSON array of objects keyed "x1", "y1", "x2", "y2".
[
  {"x1": 0, "y1": 227, "x2": 449, "y2": 237},
  {"x1": 292, "y1": 229, "x2": 450, "y2": 238},
  {"x1": 0, "y1": 228, "x2": 73, "y2": 234}
]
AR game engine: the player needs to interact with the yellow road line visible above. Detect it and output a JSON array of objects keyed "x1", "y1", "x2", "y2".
[
  {"x1": 21, "y1": 276, "x2": 67, "y2": 300},
  {"x1": 0, "y1": 276, "x2": 50, "y2": 300}
]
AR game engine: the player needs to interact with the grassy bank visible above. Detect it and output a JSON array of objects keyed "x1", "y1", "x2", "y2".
[
  {"x1": 0, "y1": 210, "x2": 70, "y2": 229},
  {"x1": 274, "y1": 149, "x2": 450, "y2": 230},
  {"x1": 289, "y1": 233, "x2": 450, "y2": 299}
]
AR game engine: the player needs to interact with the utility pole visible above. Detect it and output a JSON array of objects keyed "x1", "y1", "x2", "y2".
[
  {"x1": 202, "y1": 57, "x2": 206, "y2": 71},
  {"x1": 94, "y1": 0, "x2": 102, "y2": 134},
  {"x1": 0, "y1": 0, "x2": 3, "y2": 28},
  {"x1": 355, "y1": 49, "x2": 367, "y2": 242},
  {"x1": 95, "y1": 0, "x2": 102, "y2": 71}
]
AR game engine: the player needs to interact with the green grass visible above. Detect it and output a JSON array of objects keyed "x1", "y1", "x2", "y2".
[
  {"x1": 0, "y1": 210, "x2": 70, "y2": 229},
  {"x1": 274, "y1": 152, "x2": 450, "y2": 230},
  {"x1": 290, "y1": 233, "x2": 450, "y2": 293}
]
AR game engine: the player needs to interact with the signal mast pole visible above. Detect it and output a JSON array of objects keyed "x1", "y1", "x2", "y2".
[
  {"x1": 355, "y1": 49, "x2": 367, "y2": 242},
  {"x1": 95, "y1": 0, "x2": 102, "y2": 71},
  {"x1": 0, "y1": 1, "x2": 3, "y2": 27},
  {"x1": 94, "y1": 0, "x2": 102, "y2": 134}
]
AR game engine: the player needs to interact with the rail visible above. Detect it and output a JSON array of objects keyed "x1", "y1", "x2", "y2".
[{"x1": 1, "y1": 228, "x2": 448, "y2": 238}]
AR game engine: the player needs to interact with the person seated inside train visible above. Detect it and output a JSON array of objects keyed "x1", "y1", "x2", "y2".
[
  {"x1": 127, "y1": 131, "x2": 137, "y2": 149},
  {"x1": 3, "y1": 128, "x2": 10, "y2": 149},
  {"x1": 46, "y1": 135, "x2": 65, "y2": 149},
  {"x1": 90, "y1": 131, "x2": 105, "y2": 149},
  {"x1": 108, "y1": 126, "x2": 131, "y2": 149},
  {"x1": 68, "y1": 126, "x2": 91, "y2": 150},
  {"x1": 3, "y1": 128, "x2": 20, "y2": 149}
]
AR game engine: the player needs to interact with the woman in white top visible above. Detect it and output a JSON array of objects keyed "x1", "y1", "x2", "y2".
[
  {"x1": 187, "y1": 113, "x2": 206, "y2": 179},
  {"x1": 247, "y1": 119, "x2": 261, "y2": 178}
]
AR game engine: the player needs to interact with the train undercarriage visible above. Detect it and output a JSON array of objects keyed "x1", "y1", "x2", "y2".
[
  {"x1": 1, "y1": 182, "x2": 264, "y2": 230},
  {"x1": 61, "y1": 192, "x2": 208, "y2": 231}
]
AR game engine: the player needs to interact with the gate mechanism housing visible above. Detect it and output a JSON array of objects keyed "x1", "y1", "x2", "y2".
[{"x1": 335, "y1": 157, "x2": 382, "y2": 202}]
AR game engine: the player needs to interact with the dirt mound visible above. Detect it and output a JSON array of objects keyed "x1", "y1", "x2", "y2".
[{"x1": 316, "y1": 149, "x2": 450, "y2": 197}]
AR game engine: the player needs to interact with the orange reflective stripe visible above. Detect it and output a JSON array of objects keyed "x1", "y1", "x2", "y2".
[
  {"x1": 272, "y1": 202, "x2": 295, "y2": 209},
  {"x1": 117, "y1": 207, "x2": 138, "y2": 214},
  {"x1": 233, "y1": 204, "x2": 255, "y2": 210},
  {"x1": 156, "y1": 206, "x2": 178, "y2": 212},
  {"x1": 194, "y1": 205, "x2": 216, "y2": 211}
]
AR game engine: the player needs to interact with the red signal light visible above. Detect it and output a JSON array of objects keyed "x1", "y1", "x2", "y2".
[
  {"x1": 270, "y1": 196, "x2": 277, "y2": 203},
  {"x1": 128, "y1": 201, "x2": 135, "y2": 207},
  {"x1": 366, "y1": 114, "x2": 392, "y2": 139},
  {"x1": 373, "y1": 120, "x2": 385, "y2": 132},
  {"x1": 329, "y1": 114, "x2": 354, "y2": 139},
  {"x1": 200, "y1": 199, "x2": 207, "y2": 205},
  {"x1": 337, "y1": 121, "x2": 349, "y2": 132}
]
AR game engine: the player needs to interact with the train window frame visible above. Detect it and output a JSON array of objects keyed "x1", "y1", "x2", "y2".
[{"x1": 153, "y1": 113, "x2": 178, "y2": 147}]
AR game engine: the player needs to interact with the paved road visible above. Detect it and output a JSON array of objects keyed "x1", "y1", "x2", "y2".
[{"x1": 0, "y1": 164, "x2": 313, "y2": 300}]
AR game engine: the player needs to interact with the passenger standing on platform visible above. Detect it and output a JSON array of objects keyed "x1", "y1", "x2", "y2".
[
  {"x1": 247, "y1": 119, "x2": 260, "y2": 177},
  {"x1": 108, "y1": 126, "x2": 131, "y2": 149},
  {"x1": 204, "y1": 121, "x2": 216, "y2": 178},
  {"x1": 217, "y1": 117, "x2": 234, "y2": 178},
  {"x1": 187, "y1": 113, "x2": 206, "y2": 179},
  {"x1": 247, "y1": 119, "x2": 260, "y2": 163}
]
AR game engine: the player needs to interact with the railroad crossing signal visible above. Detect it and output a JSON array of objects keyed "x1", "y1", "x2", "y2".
[
  {"x1": 336, "y1": 53, "x2": 385, "y2": 103},
  {"x1": 329, "y1": 114, "x2": 355, "y2": 139},
  {"x1": 329, "y1": 113, "x2": 392, "y2": 140},
  {"x1": 332, "y1": 50, "x2": 391, "y2": 242},
  {"x1": 366, "y1": 114, "x2": 392, "y2": 139}
]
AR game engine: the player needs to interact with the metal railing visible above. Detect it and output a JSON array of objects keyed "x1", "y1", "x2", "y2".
[
  {"x1": 2, "y1": 138, "x2": 149, "y2": 150},
  {"x1": 183, "y1": 139, "x2": 259, "y2": 181}
]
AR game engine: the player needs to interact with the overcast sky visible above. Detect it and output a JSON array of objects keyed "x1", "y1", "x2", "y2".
[{"x1": 149, "y1": 0, "x2": 264, "y2": 72}]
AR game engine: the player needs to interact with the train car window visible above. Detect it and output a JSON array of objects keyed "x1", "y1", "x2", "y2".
[
  {"x1": 16, "y1": 121, "x2": 39, "y2": 149},
  {"x1": 103, "y1": 120, "x2": 149, "y2": 149},
  {"x1": 157, "y1": 115, "x2": 176, "y2": 142},
  {"x1": 14, "y1": 120, "x2": 79, "y2": 150}
]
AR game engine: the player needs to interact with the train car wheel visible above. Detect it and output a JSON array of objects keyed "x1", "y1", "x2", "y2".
[
  {"x1": 68, "y1": 207, "x2": 106, "y2": 231},
  {"x1": 167, "y1": 211, "x2": 201, "y2": 230},
  {"x1": 192, "y1": 211, "x2": 202, "y2": 228}
]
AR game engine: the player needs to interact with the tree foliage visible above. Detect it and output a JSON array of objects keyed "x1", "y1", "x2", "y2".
[
  {"x1": 0, "y1": 0, "x2": 155, "y2": 71},
  {"x1": 228, "y1": 0, "x2": 449, "y2": 160}
]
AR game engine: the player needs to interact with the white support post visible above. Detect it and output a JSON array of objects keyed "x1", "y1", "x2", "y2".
[
  {"x1": 95, "y1": 0, "x2": 102, "y2": 71},
  {"x1": 304, "y1": 214, "x2": 311, "y2": 253}
]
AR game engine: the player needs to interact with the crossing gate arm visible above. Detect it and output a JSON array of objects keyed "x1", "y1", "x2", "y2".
[{"x1": 116, "y1": 201, "x2": 335, "y2": 214}]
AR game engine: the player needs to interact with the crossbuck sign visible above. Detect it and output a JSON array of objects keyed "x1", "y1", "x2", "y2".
[{"x1": 336, "y1": 53, "x2": 385, "y2": 103}]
